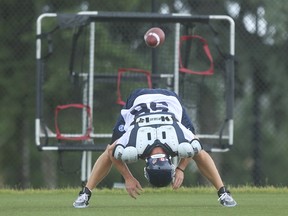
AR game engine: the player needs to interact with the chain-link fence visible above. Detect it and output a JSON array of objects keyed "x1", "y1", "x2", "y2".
[{"x1": 1, "y1": 0, "x2": 288, "y2": 189}]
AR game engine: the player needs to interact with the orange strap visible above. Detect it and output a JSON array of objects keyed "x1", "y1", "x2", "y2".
[
  {"x1": 179, "y1": 35, "x2": 214, "y2": 75},
  {"x1": 116, "y1": 68, "x2": 152, "y2": 106},
  {"x1": 55, "y1": 104, "x2": 92, "y2": 141}
]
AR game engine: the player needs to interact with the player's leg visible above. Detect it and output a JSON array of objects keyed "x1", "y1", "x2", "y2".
[
  {"x1": 193, "y1": 150, "x2": 223, "y2": 189},
  {"x1": 193, "y1": 150, "x2": 237, "y2": 207},
  {"x1": 73, "y1": 144, "x2": 113, "y2": 208},
  {"x1": 86, "y1": 145, "x2": 113, "y2": 189}
]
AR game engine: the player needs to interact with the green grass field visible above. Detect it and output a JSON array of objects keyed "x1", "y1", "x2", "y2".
[{"x1": 0, "y1": 187, "x2": 288, "y2": 216}]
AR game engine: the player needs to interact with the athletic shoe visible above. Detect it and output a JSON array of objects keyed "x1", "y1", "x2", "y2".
[
  {"x1": 73, "y1": 187, "x2": 91, "y2": 208},
  {"x1": 217, "y1": 186, "x2": 237, "y2": 207},
  {"x1": 218, "y1": 192, "x2": 237, "y2": 207}
]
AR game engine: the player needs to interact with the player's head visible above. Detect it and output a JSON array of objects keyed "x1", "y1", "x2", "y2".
[{"x1": 144, "y1": 147, "x2": 175, "y2": 187}]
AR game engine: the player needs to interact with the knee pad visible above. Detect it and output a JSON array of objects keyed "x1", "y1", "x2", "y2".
[
  {"x1": 178, "y1": 142, "x2": 194, "y2": 158},
  {"x1": 122, "y1": 146, "x2": 138, "y2": 163},
  {"x1": 177, "y1": 139, "x2": 202, "y2": 158},
  {"x1": 191, "y1": 139, "x2": 202, "y2": 154},
  {"x1": 113, "y1": 144, "x2": 124, "y2": 160}
]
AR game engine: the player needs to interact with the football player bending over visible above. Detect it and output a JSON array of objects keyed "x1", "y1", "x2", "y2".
[{"x1": 73, "y1": 88, "x2": 237, "y2": 208}]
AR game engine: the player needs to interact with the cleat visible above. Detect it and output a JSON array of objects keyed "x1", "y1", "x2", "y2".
[
  {"x1": 73, "y1": 187, "x2": 91, "y2": 208},
  {"x1": 218, "y1": 192, "x2": 237, "y2": 207},
  {"x1": 217, "y1": 186, "x2": 237, "y2": 207}
]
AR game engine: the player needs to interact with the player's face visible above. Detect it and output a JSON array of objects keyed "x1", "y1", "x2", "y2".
[{"x1": 150, "y1": 146, "x2": 166, "y2": 156}]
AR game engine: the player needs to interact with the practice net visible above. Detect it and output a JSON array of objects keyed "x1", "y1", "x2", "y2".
[{"x1": 36, "y1": 12, "x2": 235, "y2": 153}]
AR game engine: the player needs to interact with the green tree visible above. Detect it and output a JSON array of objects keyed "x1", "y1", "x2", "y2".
[{"x1": 1, "y1": 0, "x2": 288, "y2": 189}]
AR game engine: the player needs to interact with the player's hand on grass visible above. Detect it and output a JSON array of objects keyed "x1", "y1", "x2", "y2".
[
  {"x1": 172, "y1": 168, "x2": 184, "y2": 190},
  {"x1": 125, "y1": 177, "x2": 143, "y2": 199}
]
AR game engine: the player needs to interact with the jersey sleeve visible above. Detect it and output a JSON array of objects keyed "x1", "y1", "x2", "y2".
[
  {"x1": 181, "y1": 107, "x2": 196, "y2": 134},
  {"x1": 111, "y1": 90, "x2": 139, "y2": 143},
  {"x1": 173, "y1": 91, "x2": 196, "y2": 134},
  {"x1": 111, "y1": 115, "x2": 125, "y2": 143}
]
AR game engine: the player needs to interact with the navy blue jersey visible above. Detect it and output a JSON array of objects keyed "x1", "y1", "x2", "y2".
[{"x1": 111, "y1": 88, "x2": 195, "y2": 143}]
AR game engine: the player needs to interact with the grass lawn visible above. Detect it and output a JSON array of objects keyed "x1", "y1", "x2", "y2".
[{"x1": 0, "y1": 187, "x2": 288, "y2": 216}]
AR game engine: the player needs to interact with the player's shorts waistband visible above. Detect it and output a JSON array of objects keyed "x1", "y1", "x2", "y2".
[{"x1": 133, "y1": 112, "x2": 177, "y2": 127}]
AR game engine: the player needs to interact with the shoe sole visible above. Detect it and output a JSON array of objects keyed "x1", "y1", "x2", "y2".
[{"x1": 73, "y1": 203, "x2": 89, "y2": 208}]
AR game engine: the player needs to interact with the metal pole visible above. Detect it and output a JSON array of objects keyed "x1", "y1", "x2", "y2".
[
  {"x1": 86, "y1": 21, "x2": 96, "y2": 180},
  {"x1": 174, "y1": 23, "x2": 180, "y2": 94}
]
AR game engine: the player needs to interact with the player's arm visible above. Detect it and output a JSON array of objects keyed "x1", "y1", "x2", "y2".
[
  {"x1": 107, "y1": 143, "x2": 143, "y2": 199},
  {"x1": 172, "y1": 157, "x2": 192, "y2": 189}
]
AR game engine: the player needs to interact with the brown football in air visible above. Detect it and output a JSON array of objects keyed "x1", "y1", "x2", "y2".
[{"x1": 144, "y1": 27, "x2": 165, "y2": 48}]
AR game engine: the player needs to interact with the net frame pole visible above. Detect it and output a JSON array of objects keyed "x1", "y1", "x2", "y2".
[
  {"x1": 173, "y1": 23, "x2": 181, "y2": 95},
  {"x1": 209, "y1": 15, "x2": 235, "y2": 152},
  {"x1": 81, "y1": 76, "x2": 89, "y2": 183},
  {"x1": 80, "y1": 20, "x2": 96, "y2": 182},
  {"x1": 86, "y1": 21, "x2": 96, "y2": 179},
  {"x1": 35, "y1": 13, "x2": 57, "y2": 148}
]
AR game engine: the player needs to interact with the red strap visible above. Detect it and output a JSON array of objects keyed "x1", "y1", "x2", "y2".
[
  {"x1": 116, "y1": 68, "x2": 152, "y2": 106},
  {"x1": 55, "y1": 104, "x2": 92, "y2": 141},
  {"x1": 179, "y1": 35, "x2": 214, "y2": 75}
]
